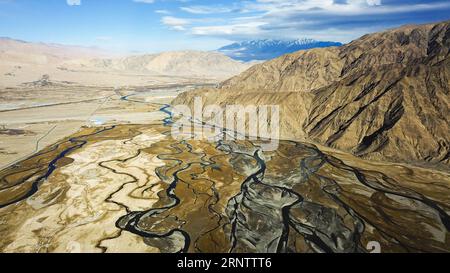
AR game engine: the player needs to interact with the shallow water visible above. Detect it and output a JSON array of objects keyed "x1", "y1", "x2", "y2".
[{"x1": 0, "y1": 100, "x2": 449, "y2": 253}]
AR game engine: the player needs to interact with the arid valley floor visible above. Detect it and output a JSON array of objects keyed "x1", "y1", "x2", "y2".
[{"x1": 0, "y1": 83, "x2": 449, "y2": 253}]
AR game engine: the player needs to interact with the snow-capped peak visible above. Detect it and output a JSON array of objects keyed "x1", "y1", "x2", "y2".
[{"x1": 218, "y1": 39, "x2": 342, "y2": 62}]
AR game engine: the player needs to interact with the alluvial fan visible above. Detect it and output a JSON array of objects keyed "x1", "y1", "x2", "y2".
[{"x1": 1, "y1": 122, "x2": 448, "y2": 253}]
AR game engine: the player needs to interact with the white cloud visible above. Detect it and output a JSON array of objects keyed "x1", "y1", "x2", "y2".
[
  {"x1": 192, "y1": 21, "x2": 267, "y2": 36},
  {"x1": 155, "y1": 9, "x2": 171, "y2": 14},
  {"x1": 161, "y1": 16, "x2": 191, "y2": 31},
  {"x1": 180, "y1": 5, "x2": 234, "y2": 14},
  {"x1": 66, "y1": 0, "x2": 81, "y2": 6},
  {"x1": 156, "y1": 0, "x2": 450, "y2": 42},
  {"x1": 366, "y1": 0, "x2": 382, "y2": 6}
]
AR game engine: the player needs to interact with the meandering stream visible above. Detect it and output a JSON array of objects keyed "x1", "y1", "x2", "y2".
[{"x1": 0, "y1": 89, "x2": 449, "y2": 253}]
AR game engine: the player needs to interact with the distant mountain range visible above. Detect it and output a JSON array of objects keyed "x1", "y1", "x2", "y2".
[
  {"x1": 68, "y1": 51, "x2": 252, "y2": 79},
  {"x1": 0, "y1": 37, "x2": 252, "y2": 87},
  {"x1": 218, "y1": 39, "x2": 343, "y2": 61}
]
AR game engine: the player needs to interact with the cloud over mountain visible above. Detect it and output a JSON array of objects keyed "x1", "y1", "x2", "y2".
[{"x1": 166, "y1": 0, "x2": 450, "y2": 42}]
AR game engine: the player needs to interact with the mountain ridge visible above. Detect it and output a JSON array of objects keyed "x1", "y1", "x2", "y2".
[
  {"x1": 218, "y1": 38, "x2": 342, "y2": 61},
  {"x1": 68, "y1": 50, "x2": 251, "y2": 78},
  {"x1": 0, "y1": 38, "x2": 253, "y2": 86},
  {"x1": 174, "y1": 20, "x2": 450, "y2": 170}
]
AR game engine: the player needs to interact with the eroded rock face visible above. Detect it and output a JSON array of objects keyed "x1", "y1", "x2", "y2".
[{"x1": 172, "y1": 21, "x2": 450, "y2": 170}]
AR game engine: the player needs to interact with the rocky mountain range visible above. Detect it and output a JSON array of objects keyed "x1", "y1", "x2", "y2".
[
  {"x1": 67, "y1": 50, "x2": 251, "y2": 79},
  {"x1": 0, "y1": 38, "x2": 252, "y2": 87},
  {"x1": 218, "y1": 39, "x2": 342, "y2": 61},
  {"x1": 174, "y1": 20, "x2": 450, "y2": 170}
]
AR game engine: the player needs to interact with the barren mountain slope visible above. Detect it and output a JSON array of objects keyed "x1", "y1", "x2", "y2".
[
  {"x1": 0, "y1": 39, "x2": 252, "y2": 87},
  {"x1": 173, "y1": 21, "x2": 450, "y2": 169},
  {"x1": 219, "y1": 47, "x2": 344, "y2": 93},
  {"x1": 67, "y1": 51, "x2": 252, "y2": 79},
  {"x1": 0, "y1": 37, "x2": 111, "y2": 86},
  {"x1": 0, "y1": 37, "x2": 106, "y2": 65}
]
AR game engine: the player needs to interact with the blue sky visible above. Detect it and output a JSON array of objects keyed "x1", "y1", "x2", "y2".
[{"x1": 0, "y1": 0, "x2": 449, "y2": 53}]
